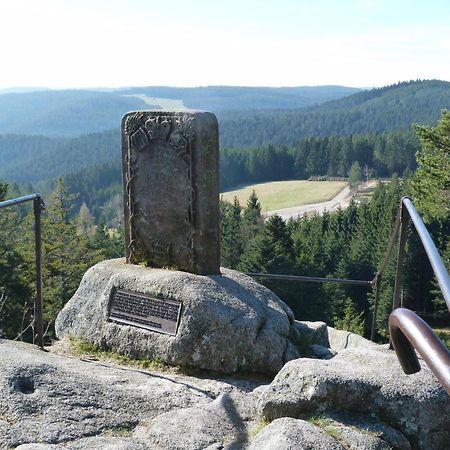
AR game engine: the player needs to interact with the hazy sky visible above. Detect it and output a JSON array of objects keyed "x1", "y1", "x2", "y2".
[{"x1": 1, "y1": 0, "x2": 449, "y2": 89}]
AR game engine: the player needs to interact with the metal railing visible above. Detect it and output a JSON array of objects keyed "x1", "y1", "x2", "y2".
[
  {"x1": 389, "y1": 308, "x2": 450, "y2": 393},
  {"x1": 0, "y1": 193, "x2": 45, "y2": 347},
  {"x1": 246, "y1": 272, "x2": 372, "y2": 286},
  {"x1": 248, "y1": 196, "x2": 450, "y2": 394},
  {"x1": 387, "y1": 197, "x2": 450, "y2": 394}
]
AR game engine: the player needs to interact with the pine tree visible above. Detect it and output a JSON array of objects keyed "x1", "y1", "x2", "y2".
[
  {"x1": 412, "y1": 110, "x2": 450, "y2": 222},
  {"x1": 334, "y1": 298, "x2": 365, "y2": 335},
  {"x1": 90, "y1": 220, "x2": 124, "y2": 259},
  {"x1": 348, "y1": 161, "x2": 362, "y2": 190},
  {"x1": 40, "y1": 178, "x2": 103, "y2": 334},
  {"x1": 76, "y1": 202, "x2": 95, "y2": 235},
  {"x1": 243, "y1": 190, "x2": 262, "y2": 224},
  {"x1": 220, "y1": 197, "x2": 244, "y2": 269},
  {"x1": 0, "y1": 183, "x2": 33, "y2": 339},
  {"x1": 411, "y1": 110, "x2": 450, "y2": 319}
]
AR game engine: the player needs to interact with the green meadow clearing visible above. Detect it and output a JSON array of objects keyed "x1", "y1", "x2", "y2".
[{"x1": 221, "y1": 180, "x2": 347, "y2": 212}]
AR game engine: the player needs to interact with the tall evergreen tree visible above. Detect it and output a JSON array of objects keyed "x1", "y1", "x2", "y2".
[
  {"x1": 412, "y1": 109, "x2": 450, "y2": 222},
  {"x1": 411, "y1": 109, "x2": 450, "y2": 318},
  {"x1": 0, "y1": 183, "x2": 33, "y2": 339},
  {"x1": 38, "y1": 178, "x2": 103, "y2": 334},
  {"x1": 220, "y1": 197, "x2": 244, "y2": 269}
]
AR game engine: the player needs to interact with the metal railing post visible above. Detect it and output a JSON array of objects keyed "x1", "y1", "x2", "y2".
[
  {"x1": 392, "y1": 201, "x2": 409, "y2": 310},
  {"x1": 370, "y1": 273, "x2": 381, "y2": 341},
  {"x1": 33, "y1": 196, "x2": 44, "y2": 348},
  {"x1": 0, "y1": 193, "x2": 45, "y2": 347}
]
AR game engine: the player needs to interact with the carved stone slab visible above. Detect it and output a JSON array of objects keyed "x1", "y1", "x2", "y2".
[{"x1": 122, "y1": 111, "x2": 220, "y2": 275}]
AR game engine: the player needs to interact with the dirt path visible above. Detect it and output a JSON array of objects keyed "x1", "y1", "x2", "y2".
[{"x1": 264, "y1": 181, "x2": 377, "y2": 220}]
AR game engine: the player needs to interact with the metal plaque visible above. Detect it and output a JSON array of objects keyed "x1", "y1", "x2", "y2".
[{"x1": 108, "y1": 289, "x2": 182, "y2": 336}]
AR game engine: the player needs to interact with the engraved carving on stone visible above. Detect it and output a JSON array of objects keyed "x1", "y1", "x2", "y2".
[{"x1": 123, "y1": 113, "x2": 195, "y2": 268}]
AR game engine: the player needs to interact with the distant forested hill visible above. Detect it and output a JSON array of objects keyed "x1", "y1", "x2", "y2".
[
  {"x1": 218, "y1": 80, "x2": 450, "y2": 146},
  {"x1": 0, "y1": 85, "x2": 360, "y2": 137},
  {"x1": 0, "y1": 90, "x2": 149, "y2": 136},
  {"x1": 0, "y1": 81, "x2": 447, "y2": 142},
  {"x1": 0, "y1": 131, "x2": 119, "y2": 184},
  {"x1": 117, "y1": 85, "x2": 361, "y2": 111}
]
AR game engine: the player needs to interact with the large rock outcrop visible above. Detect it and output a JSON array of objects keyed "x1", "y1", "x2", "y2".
[
  {"x1": 55, "y1": 259, "x2": 300, "y2": 375},
  {"x1": 1, "y1": 324, "x2": 449, "y2": 449},
  {"x1": 248, "y1": 417, "x2": 412, "y2": 450},
  {"x1": 258, "y1": 345, "x2": 450, "y2": 449},
  {"x1": 0, "y1": 340, "x2": 260, "y2": 449}
]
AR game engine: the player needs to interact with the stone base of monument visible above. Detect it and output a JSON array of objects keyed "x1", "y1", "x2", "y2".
[{"x1": 55, "y1": 259, "x2": 301, "y2": 375}]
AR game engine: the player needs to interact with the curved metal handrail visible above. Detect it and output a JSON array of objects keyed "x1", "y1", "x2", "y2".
[
  {"x1": 387, "y1": 198, "x2": 450, "y2": 394},
  {"x1": 389, "y1": 308, "x2": 450, "y2": 395}
]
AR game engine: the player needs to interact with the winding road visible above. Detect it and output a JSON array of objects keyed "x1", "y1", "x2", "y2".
[{"x1": 263, "y1": 185, "x2": 352, "y2": 220}]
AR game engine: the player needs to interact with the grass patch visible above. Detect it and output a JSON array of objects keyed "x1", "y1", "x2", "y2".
[
  {"x1": 250, "y1": 417, "x2": 272, "y2": 437},
  {"x1": 323, "y1": 426, "x2": 343, "y2": 440},
  {"x1": 307, "y1": 417, "x2": 344, "y2": 443},
  {"x1": 221, "y1": 180, "x2": 347, "y2": 212},
  {"x1": 102, "y1": 422, "x2": 136, "y2": 436},
  {"x1": 306, "y1": 415, "x2": 334, "y2": 427},
  {"x1": 68, "y1": 336, "x2": 172, "y2": 372}
]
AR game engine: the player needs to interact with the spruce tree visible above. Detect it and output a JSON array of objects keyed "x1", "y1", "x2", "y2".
[
  {"x1": 411, "y1": 110, "x2": 450, "y2": 319},
  {"x1": 40, "y1": 178, "x2": 103, "y2": 334},
  {"x1": 243, "y1": 190, "x2": 262, "y2": 224},
  {"x1": 412, "y1": 110, "x2": 450, "y2": 222},
  {"x1": 220, "y1": 197, "x2": 244, "y2": 269},
  {"x1": 0, "y1": 183, "x2": 33, "y2": 339}
]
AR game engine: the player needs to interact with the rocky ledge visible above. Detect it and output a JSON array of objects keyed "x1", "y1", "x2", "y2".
[
  {"x1": 1, "y1": 324, "x2": 449, "y2": 450},
  {"x1": 55, "y1": 260, "x2": 301, "y2": 376}
]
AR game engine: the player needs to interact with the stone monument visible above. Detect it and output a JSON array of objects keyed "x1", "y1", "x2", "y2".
[
  {"x1": 122, "y1": 111, "x2": 220, "y2": 275},
  {"x1": 55, "y1": 110, "x2": 302, "y2": 375}
]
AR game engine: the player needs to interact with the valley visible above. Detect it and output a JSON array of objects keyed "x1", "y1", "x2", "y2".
[{"x1": 221, "y1": 180, "x2": 347, "y2": 212}]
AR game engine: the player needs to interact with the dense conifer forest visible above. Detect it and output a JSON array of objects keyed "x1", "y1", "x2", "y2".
[
  {"x1": 218, "y1": 80, "x2": 450, "y2": 146},
  {"x1": 220, "y1": 131, "x2": 419, "y2": 191}
]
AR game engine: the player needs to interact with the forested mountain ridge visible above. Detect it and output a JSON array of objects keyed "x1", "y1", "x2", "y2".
[
  {"x1": 0, "y1": 85, "x2": 360, "y2": 137},
  {"x1": 218, "y1": 80, "x2": 450, "y2": 146},
  {"x1": 0, "y1": 90, "x2": 149, "y2": 136},
  {"x1": 311, "y1": 79, "x2": 448, "y2": 111},
  {"x1": 0, "y1": 130, "x2": 119, "y2": 185},
  {"x1": 0, "y1": 80, "x2": 447, "y2": 145},
  {"x1": 117, "y1": 85, "x2": 362, "y2": 111}
]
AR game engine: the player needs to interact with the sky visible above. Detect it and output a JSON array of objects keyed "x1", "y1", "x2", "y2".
[{"x1": 0, "y1": 0, "x2": 449, "y2": 89}]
